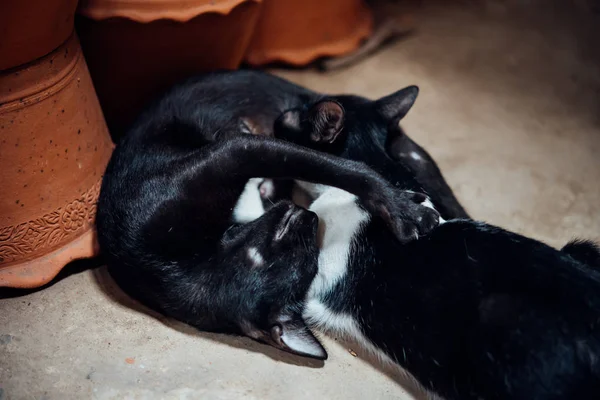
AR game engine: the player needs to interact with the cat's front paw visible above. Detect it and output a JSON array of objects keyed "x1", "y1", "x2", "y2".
[{"x1": 371, "y1": 190, "x2": 440, "y2": 244}]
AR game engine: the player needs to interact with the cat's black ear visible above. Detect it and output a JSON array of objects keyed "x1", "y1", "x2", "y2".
[
  {"x1": 269, "y1": 314, "x2": 328, "y2": 360},
  {"x1": 277, "y1": 101, "x2": 345, "y2": 146},
  {"x1": 375, "y1": 85, "x2": 419, "y2": 122},
  {"x1": 306, "y1": 100, "x2": 345, "y2": 144},
  {"x1": 241, "y1": 312, "x2": 327, "y2": 359}
]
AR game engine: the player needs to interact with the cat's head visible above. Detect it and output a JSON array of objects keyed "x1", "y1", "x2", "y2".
[
  {"x1": 274, "y1": 86, "x2": 420, "y2": 164},
  {"x1": 273, "y1": 86, "x2": 468, "y2": 220},
  {"x1": 218, "y1": 200, "x2": 327, "y2": 360}
]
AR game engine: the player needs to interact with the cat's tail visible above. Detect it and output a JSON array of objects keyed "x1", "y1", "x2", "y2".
[{"x1": 562, "y1": 239, "x2": 600, "y2": 270}]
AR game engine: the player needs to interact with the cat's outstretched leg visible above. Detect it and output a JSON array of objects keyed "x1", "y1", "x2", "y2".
[{"x1": 187, "y1": 134, "x2": 440, "y2": 243}]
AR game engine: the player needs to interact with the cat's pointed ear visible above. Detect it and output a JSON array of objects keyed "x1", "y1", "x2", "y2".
[
  {"x1": 306, "y1": 100, "x2": 345, "y2": 144},
  {"x1": 277, "y1": 101, "x2": 345, "y2": 145},
  {"x1": 375, "y1": 85, "x2": 419, "y2": 122},
  {"x1": 243, "y1": 312, "x2": 327, "y2": 360},
  {"x1": 269, "y1": 315, "x2": 328, "y2": 360}
]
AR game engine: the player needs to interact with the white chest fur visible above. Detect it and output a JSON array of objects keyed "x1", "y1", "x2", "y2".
[
  {"x1": 232, "y1": 178, "x2": 266, "y2": 224},
  {"x1": 301, "y1": 183, "x2": 370, "y2": 298},
  {"x1": 299, "y1": 183, "x2": 399, "y2": 365}
]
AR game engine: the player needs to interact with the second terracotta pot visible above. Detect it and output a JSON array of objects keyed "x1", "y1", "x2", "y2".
[
  {"x1": 76, "y1": 0, "x2": 262, "y2": 137},
  {"x1": 0, "y1": 0, "x2": 79, "y2": 71},
  {"x1": 244, "y1": 0, "x2": 374, "y2": 67}
]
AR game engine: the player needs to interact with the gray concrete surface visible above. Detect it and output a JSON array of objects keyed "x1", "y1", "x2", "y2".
[{"x1": 1, "y1": 2, "x2": 599, "y2": 399}]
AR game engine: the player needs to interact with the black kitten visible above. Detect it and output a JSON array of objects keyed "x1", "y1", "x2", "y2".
[
  {"x1": 275, "y1": 87, "x2": 600, "y2": 399},
  {"x1": 96, "y1": 72, "x2": 438, "y2": 359},
  {"x1": 196, "y1": 70, "x2": 467, "y2": 222}
]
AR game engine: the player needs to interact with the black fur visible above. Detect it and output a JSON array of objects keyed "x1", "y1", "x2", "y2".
[
  {"x1": 96, "y1": 71, "x2": 439, "y2": 358},
  {"x1": 230, "y1": 71, "x2": 467, "y2": 221},
  {"x1": 386, "y1": 125, "x2": 469, "y2": 219},
  {"x1": 274, "y1": 88, "x2": 468, "y2": 221},
  {"x1": 275, "y1": 90, "x2": 600, "y2": 399},
  {"x1": 562, "y1": 239, "x2": 600, "y2": 269}
]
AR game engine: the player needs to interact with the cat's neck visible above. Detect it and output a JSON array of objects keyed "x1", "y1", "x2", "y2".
[{"x1": 306, "y1": 185, "x2": 369, "y2": 299}]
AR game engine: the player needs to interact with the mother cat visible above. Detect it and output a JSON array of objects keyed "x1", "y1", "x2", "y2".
[{"x1": 273, "y1": 89, "x2": 600, "y2": 399}]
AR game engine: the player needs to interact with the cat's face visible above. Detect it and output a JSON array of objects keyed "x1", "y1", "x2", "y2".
[{"x1": 219, "y1": 200, "x2": 327, "y2": 359}]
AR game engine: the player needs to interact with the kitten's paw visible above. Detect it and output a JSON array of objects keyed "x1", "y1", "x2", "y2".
[{"x1": 370, "y1": 190, "x2": 440, "y2": 244}]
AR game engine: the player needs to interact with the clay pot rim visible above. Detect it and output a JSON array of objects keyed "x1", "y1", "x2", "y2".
[
  {"x1": 0, "y1": 33, "x2": 80, "y2": 112},
  {"x1": 78, "y1": 0, "x2": 261, "y2": 23}
]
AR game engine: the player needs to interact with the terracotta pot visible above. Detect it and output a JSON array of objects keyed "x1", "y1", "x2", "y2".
[
  {"x1": 0, "y1": 0, "x2": 79, "y2": 71},
  {"x1": 0, "y1": 33, "x2": 114, "y2": 288},
  {"x1": 76, "y1": 0, "x2": 262, "y2": 137},
  {"x1": 244, "y1": 0, "x2": 373, "y2": 67}
]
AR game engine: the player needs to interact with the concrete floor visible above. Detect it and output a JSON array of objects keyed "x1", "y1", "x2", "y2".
[{"x1": 1, "y1": 2, "x2": 599, "y2": 399}]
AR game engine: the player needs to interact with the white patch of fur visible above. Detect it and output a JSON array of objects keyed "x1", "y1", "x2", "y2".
[
  {"x1": 421, "y1": 198, "x2": 435, "y2": 210},
  {"x1": 421, "y1": 198, "x2": 446, "y2": 224},
  {"x1": 304, "y1": 184, "x2": 370, "y2": 297},
  {"x1": 299, "y1": 183, "x2": 391, "y2": 360},
  {"x1": 246, "y1": 247, "x2": 264, "y2": 267},
  {"x1": 304, "y1": 299, "x2": 393, "y2": 364},
  {"x1": 301, "y1": 183, "x2": 443, "y2": 298},
  {"x1": 232, "y1": 178, "x2": 265, "y2": 223},
  {"x1": 410, "y1": 151, "x2": 423, "y2": 161}
]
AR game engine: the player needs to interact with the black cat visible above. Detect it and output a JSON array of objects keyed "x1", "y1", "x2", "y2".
[
  {"x1": 95, "y1": 72, "x2": 440, "y2": 359},
  {"x1": 274, "y1": 88, "x2": 600, "y2": 399},
  {"x1": 181, "y1": 70, "x2": 467, "y2": 222}
]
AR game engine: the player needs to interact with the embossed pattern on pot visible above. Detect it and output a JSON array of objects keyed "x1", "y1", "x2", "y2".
[{"x1": 0, "y1": 181, "x2": 101, "y2": 265}]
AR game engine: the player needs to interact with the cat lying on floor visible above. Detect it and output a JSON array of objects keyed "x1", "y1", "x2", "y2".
[
  {"x1": 270, "y1": 86, "x2": 600, "y2": 399},
  {"x1": 95, "y1": 73, "x2": 440, "y2": 359},
  {"x1": 189, "y1": 70, "x2": 467, "y2": 222}
]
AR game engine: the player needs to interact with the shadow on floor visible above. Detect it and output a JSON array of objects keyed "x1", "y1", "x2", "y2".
[
  {"x1": 91, "y1": 266, "x2": 429, "y2": 397},
  {"x1": 90, "y1": 265, "x2": 326, "y2": 369},
  {"x1": 0, "y1": 256, "x2": 428, "y2": 397},
  {"x1": 0, "y1": 257, "x2": 105, "y2": 299}
]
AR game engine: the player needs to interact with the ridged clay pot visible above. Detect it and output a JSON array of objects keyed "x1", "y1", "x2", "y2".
[
  {"x1": 76, "y1": 0, "x2": 262, "y2": 137},
  {"x1": 0, "y1": 0, "x2": 79, "y2": 71},
  {"x1": 0, "y1": 33, "x2": 114, "y2": 288},
  {"x1": 244, "y1": 0, "x2": 373, "y2": 67}
]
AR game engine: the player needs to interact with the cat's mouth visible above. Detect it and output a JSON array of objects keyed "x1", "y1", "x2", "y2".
[{"x1": 275, "y1": 207, "x2": 304, "y2": 241}]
